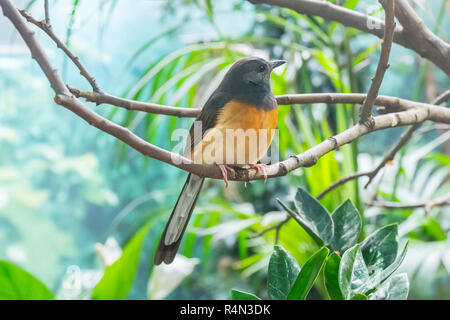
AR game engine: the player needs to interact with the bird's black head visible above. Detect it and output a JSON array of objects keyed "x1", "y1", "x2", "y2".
[{"x1": 219, "y1": 57, "x2": 286, "y2": 98}]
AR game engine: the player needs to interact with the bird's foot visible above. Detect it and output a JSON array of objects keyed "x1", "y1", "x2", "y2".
[
  {"x1": 217, "y1": 164, "x2": 235, "y2": 187},
  {"x1": 249, "y1": 163, "x2": 269, "y2": 182}
]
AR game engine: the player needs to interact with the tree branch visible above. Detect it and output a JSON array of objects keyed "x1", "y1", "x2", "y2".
[
  {"x1": 366, "y1": 192, "x2": 450, "y2": 213},
  {"x1": 359, "y1": 0, "x2": 395, "y2": 125},
  {"x1": 248, "y1": 0, "x2": 450, "y2": 75},
  {"x1": 317, "y1": 91, "x2": 449, "y2": 199},
  {"x1": 67, "y1": 85, "x2": 199, "y2": 118},
  {"x1": 69, "y1": 85, "x2": 447, "y2": 120},
  {"x1": 392, "y1": 0, "x2": 450, "y2": 74},
  {"x1": 19, "y1": 9, "x2": 103, "y2": 93}
]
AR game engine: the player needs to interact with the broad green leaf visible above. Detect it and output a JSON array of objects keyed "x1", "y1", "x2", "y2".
[
  {"x1": 277, "y1": 199, "x2": 324, "y2": 245},
  {"x1": 277, "y1": 188, "x2": 333, "y2": 246},
  {"x1": 294, "y1": 189, "x2": 334, "y2": 245},
  {"x1": 231, "y1": 289, "x2": 261, "y2": 300},
  {"x1": 91, "y1": 223, "x2": 151, "y2": 300},
  {"x1": 324, "y1": 253, "x2": 344, "y2": 300},
  {"x1": 368, "y1": 273, "x2": 409, "y2": 300},
  {"x1": 0, "y1": 261, "x2": 54, "y2": 300},
  {"x1": 330, "y1": 200, "x2": 361, "y2": 253},
  {"x1": 286, "y1": 247, "x2": 329, "y2": 300},
  {"x1": 268, "y1": 245, "x2": 301, "y2": 300},
  {"x1": 360, "y1": 241, "x2": 410, "y2": 293},
  {"x1": 339, "y1": 245, "x2": 369, "y2": 299},
  {"x1": 360, "y1": 224, "x2": 398, "y2": 274}
]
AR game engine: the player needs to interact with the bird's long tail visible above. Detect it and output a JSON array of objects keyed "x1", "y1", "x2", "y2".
[{"x1": 154, "y1": 173, "x2": 204, "y2": 265}]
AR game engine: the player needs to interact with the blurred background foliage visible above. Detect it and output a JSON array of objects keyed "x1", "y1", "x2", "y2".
[{"x1": 0, "y1": 0, "x2": 449, "y2": 299}]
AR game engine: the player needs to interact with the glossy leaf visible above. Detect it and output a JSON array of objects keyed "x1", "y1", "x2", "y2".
[
  {"x1": 360, "y1": 241, "x2": 410, "y2": 293},
  {"x1": 231, "y1": 289, "x2": 261, "y2": 300},
  {"x1": 324, "y1": 252, "x2": 344, "y2": 300},
  {"x1": 339, "y1": 245, "x2": 369, "y2": 299},
  {"x1": 268, "y1": 245, "x2": 301, "y2": 300},
  {"x1": 369, "y1": 273, "x2": 409, "y2": 300},
  {"x1": 330, "y1": 200, "x2": 361, "y2": 253},
  {"x1": 91, "y1": 223, "x2": 151, "y2": 300},
  {"x1": 0, "y1": 261, "x2": 54, "y2": 300},
  {"x1": 286, "y1": 247, "x2": 329, "y2": 300},
  {"x1": 293, "y1": 189, "x2": 334, "y2": 246},
  {"x1": 360, "y1": 224, "x2": 398, "y2": 274},
  {"x1": 277, "y1": 188, "x2": 333, "y2": 246}
]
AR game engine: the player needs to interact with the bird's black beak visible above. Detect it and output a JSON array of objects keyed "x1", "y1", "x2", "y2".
[{"x1": 270, "y1": 60, "x2": 286, "y2": 70}]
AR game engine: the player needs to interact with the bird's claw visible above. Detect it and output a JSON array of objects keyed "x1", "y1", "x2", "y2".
[
  {"x1": 217, "y1": 164, "x2": 235, "y2": 187},
  {"x1": 250, "y1": 163, "x2": 269, "y2": 182}
]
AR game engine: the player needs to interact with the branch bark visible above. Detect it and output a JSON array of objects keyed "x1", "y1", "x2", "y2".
[
  {"x1": 359, "y1": 0, "x2": 395, "y2": 125},
  {"x1": 317, "y1": 91, "x2": 449, "y2": 199},
  {"x1": 19, "y1": 9, "x2": 103, "y2": 93},
  {"x1": 248, "y1": 0, "x2": 450, "y2": 75},
  {"x1": 366, "y1": 192, "x2": 450, "y2": 213},
  {"x1": 70, "y1": 85, "x2": 448, "y2": 121}
]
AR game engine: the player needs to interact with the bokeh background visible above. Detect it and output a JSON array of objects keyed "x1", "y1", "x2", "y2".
[{"x1": 0, "y1": 0, "x2": 449, "y2": 299}]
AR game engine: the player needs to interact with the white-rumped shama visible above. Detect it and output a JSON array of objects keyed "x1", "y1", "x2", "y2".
[{"x1": 154, "y1": 57, "x2": 286, "y2": 265}]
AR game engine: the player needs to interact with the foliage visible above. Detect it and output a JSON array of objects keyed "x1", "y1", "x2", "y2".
[
  {"x1": 0, "y1": 261, "x2": 54, "y2": 300},
  {"x1": 232, "y1": 188, "x2": 409, "y2": 300}
]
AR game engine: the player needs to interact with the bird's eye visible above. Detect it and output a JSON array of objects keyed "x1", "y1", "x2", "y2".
[{"x1": 258, "y1": 65, "x2": 266, "y2": 72}]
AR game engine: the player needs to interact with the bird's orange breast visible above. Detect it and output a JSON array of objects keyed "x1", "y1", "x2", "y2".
[{"x1": 191, "y1": 100, "x2": 278, "y2": 166}]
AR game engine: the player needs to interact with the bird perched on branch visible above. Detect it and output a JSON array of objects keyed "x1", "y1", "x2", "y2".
[{"x1": 154, "y1": 57, "x2": 286, "y2": 265}]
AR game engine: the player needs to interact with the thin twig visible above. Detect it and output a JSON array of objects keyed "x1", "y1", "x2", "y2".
[
  {"x1": 68, "y1": 85, "x2": 199, "y2": 118},
  {"x1": 366, "y1": 192, "x2": 450, "y2": 213},
  {"x1": 19, "y1": 9, "x2": 103, "y2": 93},
  {"x1": 44, "y1": 0, "x2": 50, "y2": 26},
  {"x1": 360, "y1": 0, "x2": 395, "y2": 126},
  {"x1": 70, "y1": 86, "x2": 445, "y2": 119}
]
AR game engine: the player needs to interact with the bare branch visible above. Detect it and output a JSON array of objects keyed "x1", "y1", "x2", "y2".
[
  {"x1": 248, "y1": 0, "x2": 450, "y2": 75},
  {"x1": 317, "y1": 90, "x2": 450, "y2": 199},
  {"x1": 19, "y1": 9, "x2": 103, "y2": 93},
  {"x1": 432, "y1": 90, "x2": 450, "y2": 106},
  {"x1": 70, "y1": 86, "x2": 447, "y2": 120},
  {"x1": 44, "y1": 0, "x2": 49, "y2": 26},
  {"x1": 68, "y1": 85, "x2": 199, "y2": 118},
  {"x1": 359, "y1": 0, "x2": 395, "y2": 125},
  {"x1": 366, "y1": 193, "x2": 450, "y2": 213},
  {"x1": 393, "y1": 0, "x2": 450, "y2": 74}
]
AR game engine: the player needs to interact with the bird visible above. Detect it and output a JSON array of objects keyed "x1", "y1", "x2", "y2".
[{"x1": 154, "y1": 57, "x2": 286, "y2": 265}]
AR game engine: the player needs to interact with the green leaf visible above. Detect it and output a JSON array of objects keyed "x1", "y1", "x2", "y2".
[
  {"x1": 277, "y1": 188, "x2": 333, "y2": 246},
  {"x1": 360, "y1": 241, "x2": 409, "y2": 293},
  {"x1": 368, "y1": 273, "x2": 409, "y2": 300},
  {"x1": 268, "y1": 245, "x2": 301, "y2": 300},
  {"x1": 324, "y1": 252, "x2": 344, "y2": 300},
  {"x1": 0, "y1": 260, "x2": 54, "y2": 300},
  {"x1": 294, "y1": 189, "x2": 334, "y2": 245},
  {"x1": 286, "y1": 247, "x2": 329, "y2": 300},
  {"x1": 231, "y1": 289, "x2": 261, "y2": 300},
  {"x1": 330, "y1": 200, "x2": 361, "y2": 253},
  {"x1": 91, "y1": 224, "x2": 151, "y2": 300},
  {"x1": 339, "y1": 244, "x2": 369, "y2": 299},
  {"x1": 350, "y1": 293, "x2": 368, "y2": 300},
  {"x1": 360, "y1": 224, "x2": 398, "y2": 274}
]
